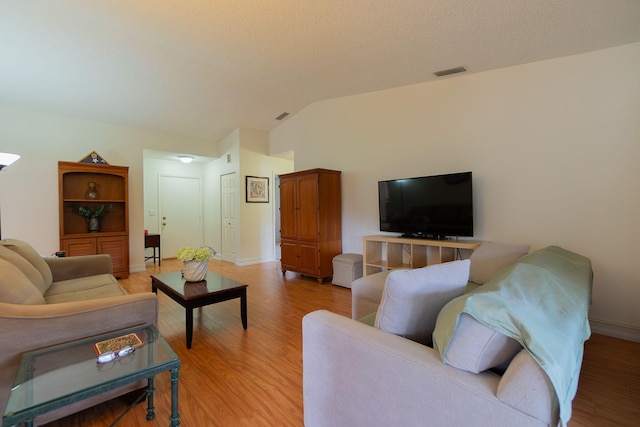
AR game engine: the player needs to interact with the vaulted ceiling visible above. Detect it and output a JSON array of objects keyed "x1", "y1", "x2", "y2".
[{"x1": 2, "y1": 0, "x2": 640, "y2": 142}]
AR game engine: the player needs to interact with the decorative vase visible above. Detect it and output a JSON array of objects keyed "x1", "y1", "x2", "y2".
[
  {"x1": 182, "y1": 260, "x2": 208, "y2": 282},
  {"x1": 86, "y1": 182, "x2": 99, "y2": 199},
  {"x1": 88, "y1": 217, "x2": 100, "y2": 233}
]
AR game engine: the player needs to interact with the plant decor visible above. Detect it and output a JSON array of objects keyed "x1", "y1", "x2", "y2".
[
  {"x1": 177, "y1": 246, "x2": 216, "y2": 262},
  {"x1": 178, "y1": 246, "x2": 216, "y2": 282},
  {"x1": 73, "y1": 204, "x2": 113, "y2": 219}
]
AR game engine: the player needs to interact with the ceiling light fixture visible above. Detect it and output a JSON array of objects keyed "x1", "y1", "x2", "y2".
[
  {"x1": 0, "y1": 152, "x2": 20, "y2": 170},
  {"x1": 178, "y1": 155, "x2": 194, "y2": 164},
  {"x1": 433, "y1": 66, "x2": 468, "y2": 77}
]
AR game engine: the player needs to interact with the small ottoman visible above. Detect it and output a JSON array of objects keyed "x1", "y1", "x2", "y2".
[{"x1": 332, "y1": 253, "x2": 363, "y2": 289}]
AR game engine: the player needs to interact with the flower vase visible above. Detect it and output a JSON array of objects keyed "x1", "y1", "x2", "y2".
[
  {"x1": 182, "y1": 260, "x2": 208, "y2": 282},
  {"x1": 88, "y1": 217, "x2": 100, "y2": 233}
]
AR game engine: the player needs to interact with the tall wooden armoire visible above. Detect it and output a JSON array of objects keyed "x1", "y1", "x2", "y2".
[{"x1": 279, "y1": 168, "x2": 342, "y2": 283}]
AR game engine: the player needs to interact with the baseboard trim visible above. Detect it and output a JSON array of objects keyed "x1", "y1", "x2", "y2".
[
  {"x1": 589, "y1": 318, "x2": 640, "y2": 343},
  {"x1": 130, "y1": 263, "x2": 146, "y2": 273},
  {"x1": 235, "y1": 256, "x2": 273, "y2": 266}
]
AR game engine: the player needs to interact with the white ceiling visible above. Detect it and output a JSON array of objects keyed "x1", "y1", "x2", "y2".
[{"x1": 2, "y1": 0, "x2": 640, "y2": 143}]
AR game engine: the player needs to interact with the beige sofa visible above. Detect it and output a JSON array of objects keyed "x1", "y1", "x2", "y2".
[
  {"x1": 303, "y1": 243, "x2": 592, "y2": 427},
  {"x1": 0, "y1": 239, "x2": 158, "y2": 425}
]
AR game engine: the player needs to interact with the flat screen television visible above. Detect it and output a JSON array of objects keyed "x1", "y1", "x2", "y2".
[{"x1": 378, "y1": 171, "x2": 473, "y2": 239}]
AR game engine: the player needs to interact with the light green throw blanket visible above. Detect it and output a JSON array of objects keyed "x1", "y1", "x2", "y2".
[{"x1": 433, "y1": 246, "x2": 593, "y2": 426}]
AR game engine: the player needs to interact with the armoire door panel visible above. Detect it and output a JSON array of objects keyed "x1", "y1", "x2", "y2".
[
  {"x1": 279, "y1": 178, "x2": 298, "y2": 239},
  {"x1": 297, "y1": 174, "x2": 320, "y2": 241},
  {"x1": 280, "y1": 240, "x2": 299, "y2": 271},
  {"x1": 298, "y1": 242, "x2": 320, "y2": 275}
]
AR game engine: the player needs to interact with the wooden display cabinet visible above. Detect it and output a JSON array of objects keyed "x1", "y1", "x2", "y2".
[{"x1": 58, "y1": 161, "x2": 129, "y2": 278}]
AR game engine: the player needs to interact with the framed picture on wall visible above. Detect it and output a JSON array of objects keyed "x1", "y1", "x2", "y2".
[{"x1": 246, "y1": 176, "x2": 269, "y2": 203}]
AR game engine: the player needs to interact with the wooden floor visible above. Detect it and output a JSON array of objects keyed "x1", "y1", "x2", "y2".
[{"x1": 45, "y1": 259, "x2": 640, "y2": 427}]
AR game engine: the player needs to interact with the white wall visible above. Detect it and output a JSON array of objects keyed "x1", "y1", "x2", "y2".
[
  {"x1": 269, "y1": 43, "x2": 640, "y2": 341},
  {"x1": 0, "y1": 106, "x2": 217, "y2": 269},
  {"x1": 238, "y1": 128, "x2": 293, "y2": 265}
]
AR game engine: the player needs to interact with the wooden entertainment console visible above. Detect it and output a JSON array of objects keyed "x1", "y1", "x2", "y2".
[{"x1": 363, "y1": 235, "x2": 481, "y2": 276}]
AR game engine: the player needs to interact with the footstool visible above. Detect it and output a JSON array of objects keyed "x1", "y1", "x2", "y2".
[{"x1": 332, "y1": 253, "x2": 363, "y2": 288}]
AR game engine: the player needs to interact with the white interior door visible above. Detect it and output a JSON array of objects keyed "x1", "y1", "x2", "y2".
[
  {"x1": 160, "y1": 175, "x2": 202, "y2": 259},
  {"x1": 221, "y1": 173, "x2": 237, "y2": 263}
]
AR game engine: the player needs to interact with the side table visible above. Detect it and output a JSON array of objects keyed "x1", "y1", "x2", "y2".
[{"x1": 145, "y1": 233, "x2": 161, "y2": 265}]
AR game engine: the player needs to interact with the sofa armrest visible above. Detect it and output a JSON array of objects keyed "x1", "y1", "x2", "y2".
[
  {"x1": 0, "y1": 293, "x2": 158, "y2": 414},
  {"x1": 351, "y1": 271, "x2": 390, "y2": 320},
  {"x1": 45, "y1": 254, "x2": 113, "y2": 282},
  {"x1": 302, "y1": 310, "x2": 548, "y2": 427}
]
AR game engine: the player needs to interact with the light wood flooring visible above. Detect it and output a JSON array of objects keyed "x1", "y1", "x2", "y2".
[{"x1": 45, "y1": 259, "x2": 639, "y2": 427}]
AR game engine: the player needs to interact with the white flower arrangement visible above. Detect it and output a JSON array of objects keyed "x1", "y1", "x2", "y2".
[{"x1": 177, "y1": 246, "x2": 216, "y2": 262}]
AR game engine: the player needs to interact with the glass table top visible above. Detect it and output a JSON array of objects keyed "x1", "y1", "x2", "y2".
[{"x1": 3, "y1": 324, "x2": 178, "y2": 421}]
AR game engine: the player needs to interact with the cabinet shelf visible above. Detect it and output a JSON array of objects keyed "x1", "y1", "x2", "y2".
[
  {"x1": 363, "y1": 235, "x2": 481, "y2": 276},
  {"x1": 61, "y1": 231, "x2": 127, "y2": 238},
  {"x1": 63, "y1": 199, "x2": 126, "y2": 203}
]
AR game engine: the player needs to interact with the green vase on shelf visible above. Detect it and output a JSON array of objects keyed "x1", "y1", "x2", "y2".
[{"x1": 88, "y1": 217, "x2": 100, "y2": 233}]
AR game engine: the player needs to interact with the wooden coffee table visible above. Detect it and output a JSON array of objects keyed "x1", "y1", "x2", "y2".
[{"x1": 151, "y1": 271, "x2": 248, "y2": 349}]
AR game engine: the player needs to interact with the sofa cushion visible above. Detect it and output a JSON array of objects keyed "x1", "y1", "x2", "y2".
[
  {"x1": 44, "y1": 274, "x2": 124, "y2": 303},
  {"x1": 374, "y1": 260, "x2": 470, "y2": 345},
  {"x1": 358, "y1": 311, "x2": 376, "y2": 326},
  {"x1": 469, "y1": 242, "x2": 530, "y2": 284},
  {"x1": 442, "y1": 312, "x2": 522, "y2": 373},
  {"x1": 0, "y1": 258, "x2": 46, "y2": 304}
]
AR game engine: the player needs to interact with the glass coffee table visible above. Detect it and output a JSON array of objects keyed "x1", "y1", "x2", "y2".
[
  {"x1": 2, "y1": 324, "x2": 180, "y2": 427},
  {"x1": 151, "y1": 271, "x2": 248, "y2": 349}
]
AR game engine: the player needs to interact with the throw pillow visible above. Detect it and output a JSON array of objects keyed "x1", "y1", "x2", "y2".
[
  {"x1": 0, "y1": 258, "x2": 46, "y2": 304},
  {"x1": 469, "y1": 241, "x2": 530, "y2": 284},
  {"x1": 1, "y1": 239, "x2": 53, "y2": 289},
  {"x1": 0, "y1": 245, "x2": 47, "y2": 295},
  {"x1": 374, "y1": 259, "x2": 470, "y2": 346}
]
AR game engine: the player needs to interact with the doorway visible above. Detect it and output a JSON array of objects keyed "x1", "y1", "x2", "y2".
[
  {"x1": 220, "y1": 172, "x2": 237, "y2": 263},
  {"x1": 159, "y1": 175, "x2": 202, "y2": 259}
]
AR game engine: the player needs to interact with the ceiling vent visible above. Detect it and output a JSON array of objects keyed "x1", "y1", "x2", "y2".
[
  {"x1": 434, "y1": 66, "x2": 468, "y2": 77},
  {"x1": 275, "y1": 112, "x2": 289, "y2": 120}
]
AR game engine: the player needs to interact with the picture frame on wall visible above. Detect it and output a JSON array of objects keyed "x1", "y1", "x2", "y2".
[{"x1": 246, "y1": 176, "x2": 269, "y2": 203}]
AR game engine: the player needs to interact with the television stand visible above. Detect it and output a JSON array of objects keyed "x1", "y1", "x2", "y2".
[
  {"x1": 401, "y1": 233, "x2": 451, "y2": 240},
  {"x1": 363, "y1": 235, "x2": 481, "y2": 276}
]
